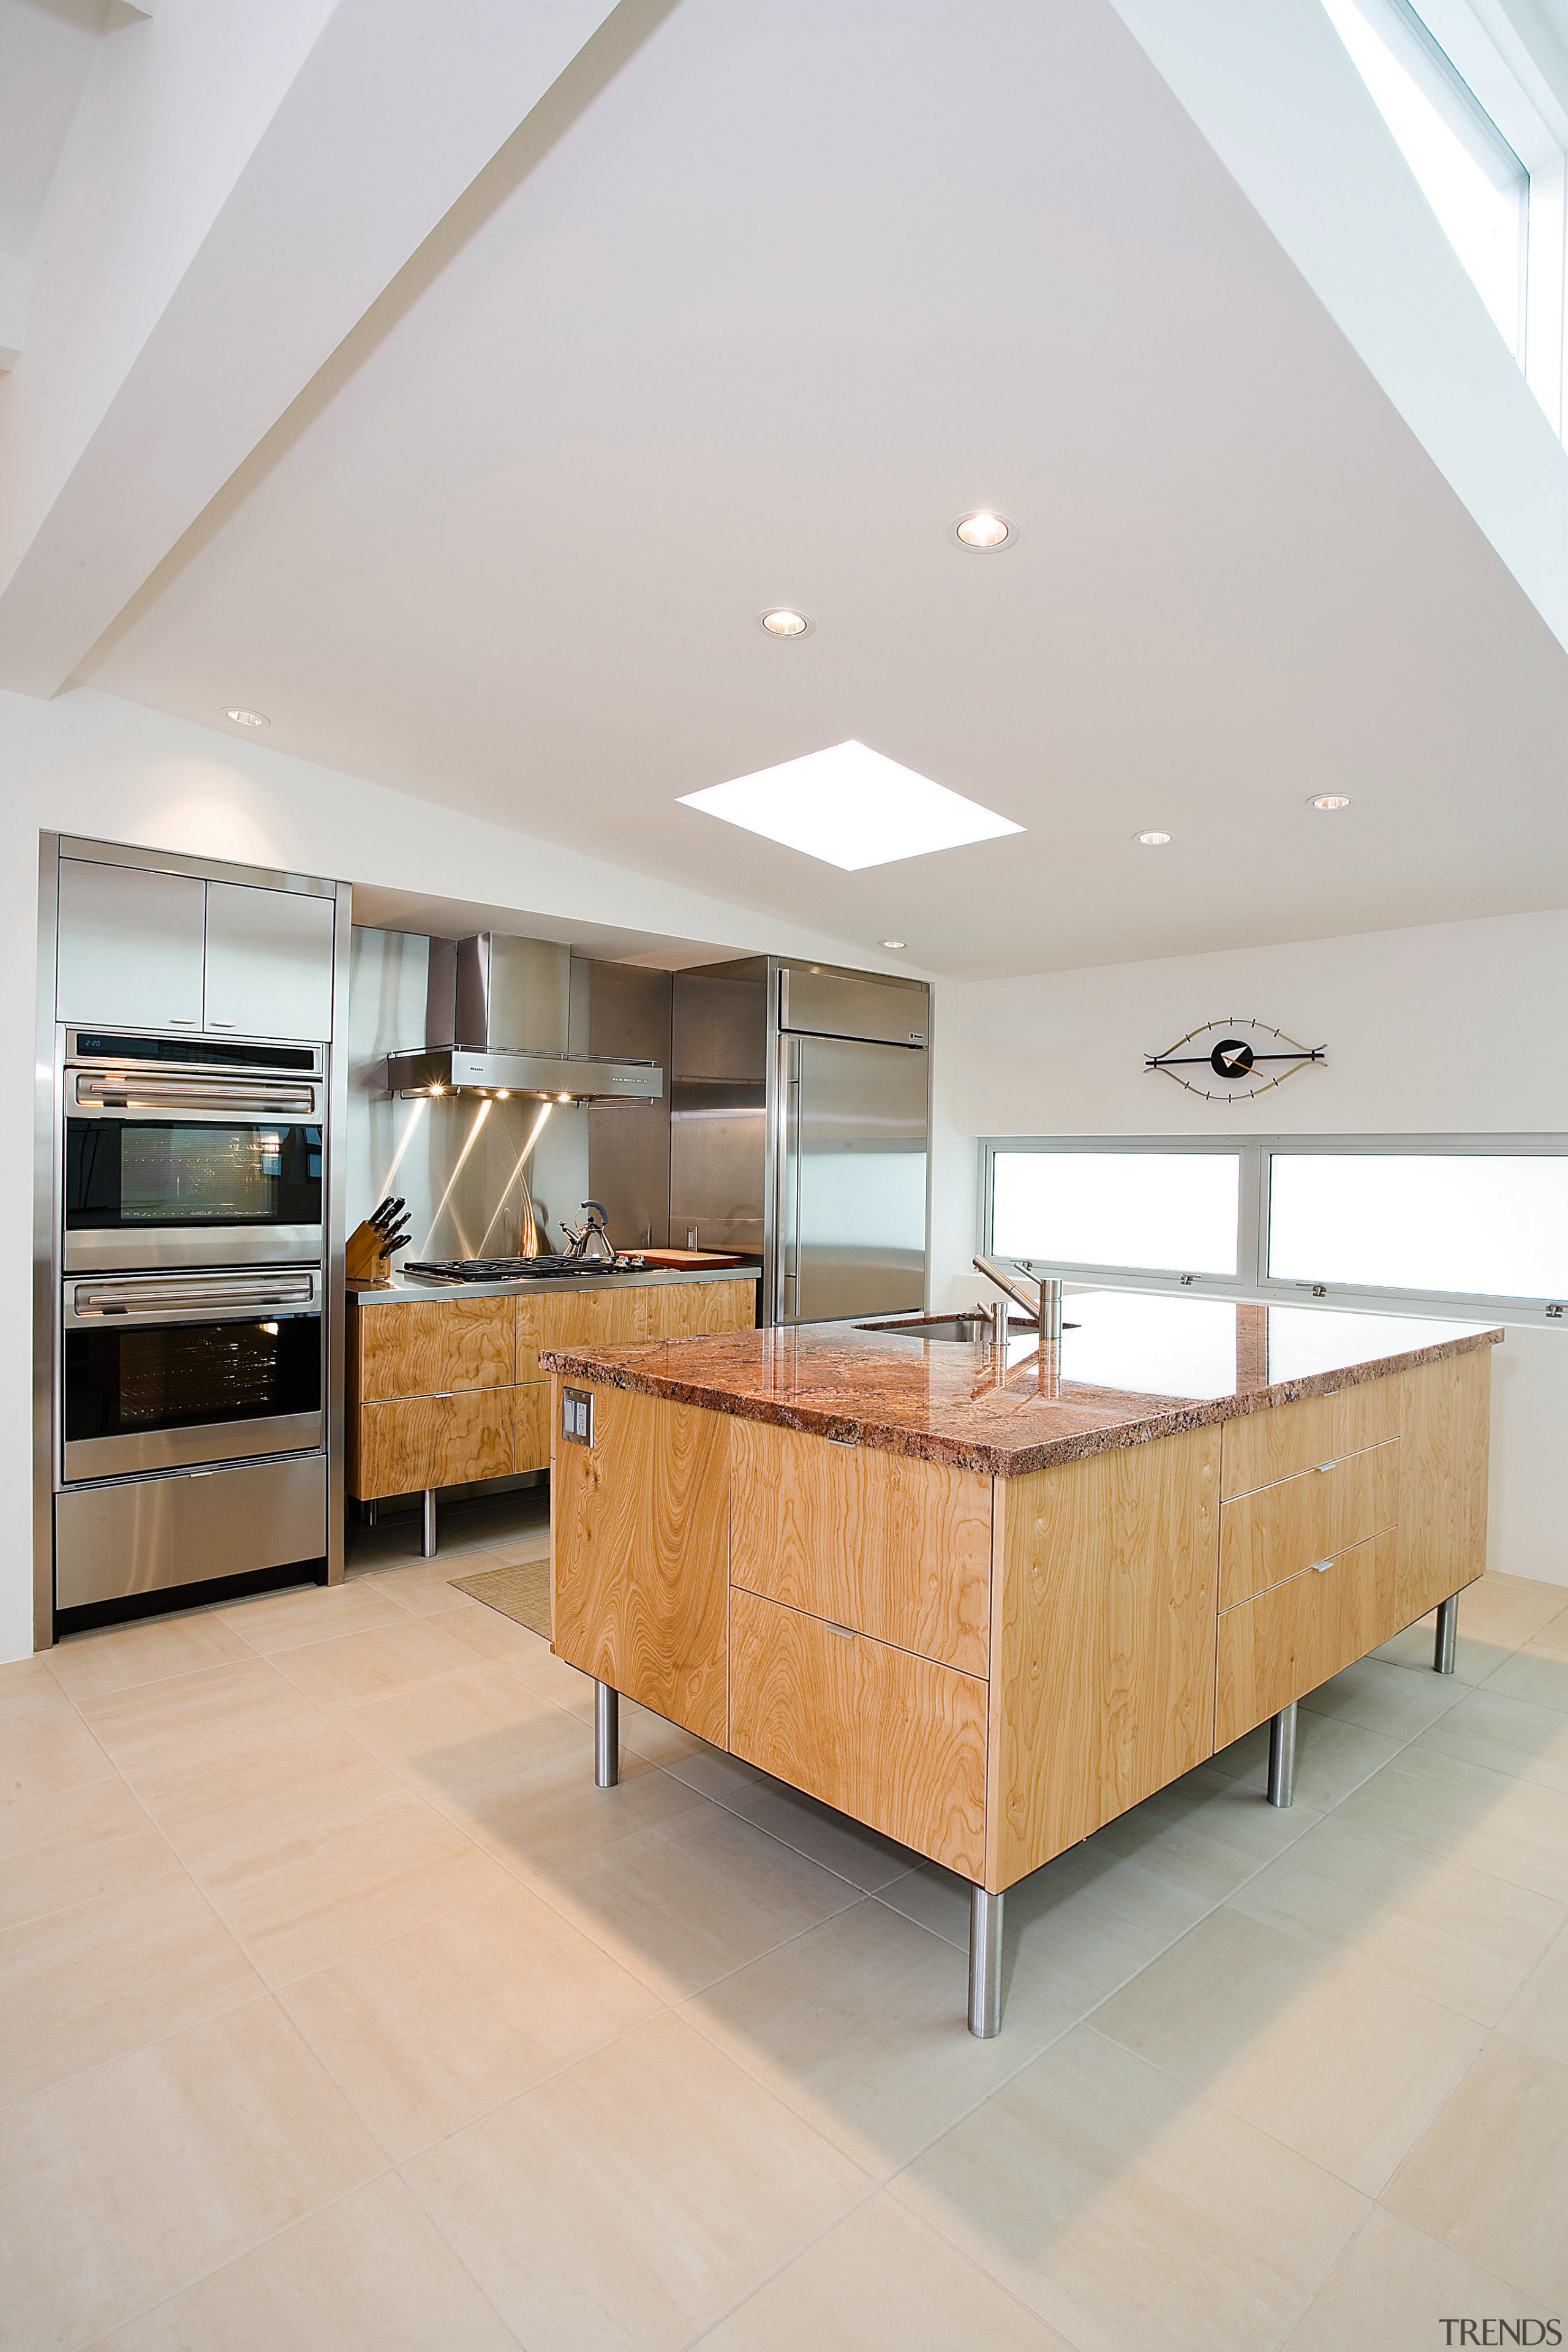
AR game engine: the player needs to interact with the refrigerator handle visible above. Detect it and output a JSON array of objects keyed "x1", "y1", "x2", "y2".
[{"x1": 775, "y1": 1034, "x2": 801, "y2": 1324}]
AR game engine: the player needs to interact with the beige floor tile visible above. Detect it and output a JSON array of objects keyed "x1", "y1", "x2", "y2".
[
  {"x1": 1283, "y1": 2204, "x2": 1546, "y2": 2352},
  {"x1": 1483, "y1": 1607, "x2": 1568, "y2": 1716},
  {"x1": 1336, "y1": 1746, "x2": 1568, "y2": 1902},
  {"x1": 282, "y1": 1880, "x2": 660, "y2": 2158},
  {"x1": 0, "y1": 1775, "x2": 183, "y2": 1932},
  {"x1": 1, "y1": 1701, "x2": 116, "y2": 1804},
  {"x1": 0, "y1": 1652, "x2": 71, "y2": 1710},
  {"x1": 268, "y1": 1615, "x2": 486, "y2": 1711},
  {"x1": 48, "y1": 1611, "x2": 256, "y2": 1702},
  {"x1": 895, "y1": 2025, "x2": 1367, "y2": 2352},
  {"x1": 1228, "y1": 1811, "x2": 1566, "y2": 2024},
  {"x1": 881, "y1": 1839, "x2": 1210, "y2": 2018},
  {"x1": 0, "y1": 1868, "x2": 263, "y2": 2105},
  {"x1": 216, "y1": 1578, "x2": 413, "y2": 1654},
  {"x1": 1384, "y1": 2034, "x2": 1568, "y2": 2310},
  {"x1": 1093, "y1": 1905, "x2": 1485, "y2": 2195},
  {"x1": 194, "y1": 1786, "x2": 508, "y2": 1986},
  {"x1": 78, "y1": 1656, "x2": 331, "y2": 1781},
  {"x1": 1497, "y1": 1918, "x2": 1568, "y2": 2065},
  {"x1": 731, "y1": 1780, "x2": 921, "y2": 1893},
  {"x1": 1090, "y1": 1759, "x2": 1321, "y2": 1902},
  {"x1": 0, "y1": 1997, "x2": 383, "y2": 2348},
  {"x1": 350, "y1": 1561, "x2": 484, "y2": 1619},
  {"x1": 704, "y1": 2189, "x2": 1072, "y2": 2351},
  {"x1": 96, "y1": 2174, "x2": 518, "y2": 2351},
  {"x1": 685, "y1": 1898, "x2": 1073, "y2": 2176},
  {"x1": 665, "y1": 1743, "x2": 775, "y2": 1808},
  {"x1": 549, "y1": 1797, "x2": 859, "y2": 2000},
  {"x1": 438, "y1": 1741, "x2": 708, "y2": 1884},
  {"x1": 337, "y1": 1656, "x2": 576, "y2": 1795},
  {"x1": 1210, "y1": 1708, "x2": 1401, "y2": 1809},
  {"x1": 1300, "y1": 1653, "x2": 1471, "y2": 1740},
  {"x1": 436, "y1": 1600, "x2": 552, "y2": 1664},
  {"x1": 551, "y1": 1678, "x2": 708, "y2": 1765},
  {"x1": 404, "y1": 2009, "x2": 869, "y2": 2351},
  {"x1": 1411, "y1": 1684, "x2": 1568, "y2": 1795}
]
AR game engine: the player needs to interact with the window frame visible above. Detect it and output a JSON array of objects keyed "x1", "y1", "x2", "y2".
[{"x1": 978, "y1": 1132, "x2": 1568, "y2": 1327}]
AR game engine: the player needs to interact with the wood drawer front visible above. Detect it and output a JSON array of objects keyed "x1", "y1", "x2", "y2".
[
  {"x1": 514, "y1": 1381, "x2": 551, "y2": 1476},
  {"x1": 551, "y1": 1384, "x2": 729, "y2": 1746},
  {"x1": 1217, "y1": 1438, "x2": 1400, "y2": 1610},
  {"x1": 650, "y1": 1278, "x2": 756, "y2": 1340},
  {"x1": 1220, "y1": 1376, "x2": 1402, "y2": 1501},
  {"x1": 354, "y1": 1385, "x2": 514, "y2": 1499},
  {"x1": 518, "y1": 1286, "x2": 651, "y2": 1382},
  {"x1": 1215, "y1": 1530, "x2": 1395, "y2": 1747},
  {"x1": 358, "y1": 1297, "x2": 515, "y2": 1400},
  {"x1": 728, "y1": 1588, "x2": 987, "y2": 1879},
  {"x1": 729, "y1": 1422, "x2": 991, "y2": 1675}
]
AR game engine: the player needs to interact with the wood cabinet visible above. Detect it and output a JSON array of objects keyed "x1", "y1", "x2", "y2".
[
  {"x1": 347, "y1": 1277, "x2": 755, "y2": 1501},
  {"x1": 549, "y1": 1335, "x2": 1492, "y2": 1900}
]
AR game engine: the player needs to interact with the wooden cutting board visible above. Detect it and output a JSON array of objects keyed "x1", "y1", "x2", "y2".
[{"x1": 635, "y1": 1249, "x2": 750, "y2": 1270}]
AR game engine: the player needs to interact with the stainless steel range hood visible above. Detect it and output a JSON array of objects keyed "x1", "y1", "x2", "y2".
[{"x1": 385, "y1": 933, "x2": 663, "y2": 1103}]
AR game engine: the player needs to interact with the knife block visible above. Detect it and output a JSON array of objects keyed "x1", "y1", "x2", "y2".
[{"x1": 345, "y1": 1219, "x2": 394, "y2": 1286}]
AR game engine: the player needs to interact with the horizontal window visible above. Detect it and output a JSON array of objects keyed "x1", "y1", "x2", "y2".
[{"x1": 980, "y1": 1135, "x2": 1568, "y2": 1324}]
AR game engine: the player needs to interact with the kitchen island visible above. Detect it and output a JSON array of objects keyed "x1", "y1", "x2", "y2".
[
  {"x1": 346, "y1": 1260, "x2": 756, "y2": 1553},
  {"x1": 541, "y1": 1293, "x2": 1499, "y2": 2034}
]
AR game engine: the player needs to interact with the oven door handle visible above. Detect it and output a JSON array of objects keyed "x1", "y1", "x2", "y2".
[
  {"x1": 72, "y1": 1074, "x2": 319, "y2": 1117},
  {"x1": 70, "y1": 1275, "x2": 318, "y2": 1321}
]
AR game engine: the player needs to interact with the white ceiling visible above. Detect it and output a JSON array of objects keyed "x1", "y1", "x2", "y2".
[
  {"x1": 0, "y1": 0, "x2": 108, "y2": 260},
  {"x1": 56, "y1": 0, "x2": 1568, "y2": 977}
]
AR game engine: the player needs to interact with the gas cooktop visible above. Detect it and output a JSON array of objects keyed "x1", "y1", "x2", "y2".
[{"x1": 401, "y1": 1255, "x2": 643, "y2": 1283}]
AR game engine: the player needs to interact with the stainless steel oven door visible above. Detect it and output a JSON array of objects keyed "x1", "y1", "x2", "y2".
[
  {"x1": 61, "y1": 1268, "x2": 324, "y2": 1480},
  {"x1": 64, "y1": 1068, "x2": 325, "y2": 1272}
]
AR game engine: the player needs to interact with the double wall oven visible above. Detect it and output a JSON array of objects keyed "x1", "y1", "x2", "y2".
[{"x1": 37, "y1": 842, "x2": 347, "y2": 1634}]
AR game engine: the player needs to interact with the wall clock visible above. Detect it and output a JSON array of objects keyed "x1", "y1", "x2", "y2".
[{"x1": 1146, "y1": 1017, "x2": 1325, "y2": 1104}]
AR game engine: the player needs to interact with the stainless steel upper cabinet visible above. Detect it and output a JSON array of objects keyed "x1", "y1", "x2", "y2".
[
  {"x1": 203, "y1": 883, "x2": 336, "y2": 1041},
  {"x1": 780, "y1": 1035, "x2": 927, "y2": 1323},
  {"x1": 777, "y1": 963, "x2": 928, "y2": 1047},
  {"x1": 56, "y1": 859, "x2": 207, "y2": 1029}
]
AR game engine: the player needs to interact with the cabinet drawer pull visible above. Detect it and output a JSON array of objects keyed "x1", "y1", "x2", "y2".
[
  {"x1": 826, "y1": 1620, "x2": 854, "y2": 1638},
  {"x1": 1311, "y1": 1557, "x2": 1334, "y2": 1574},
  {"x1": 825, "y1": 1433, "x2": 859, "y2": 1449},
  {"x1": 1316, "y1": 1461, "x2": 1335, "y2": 1473}
]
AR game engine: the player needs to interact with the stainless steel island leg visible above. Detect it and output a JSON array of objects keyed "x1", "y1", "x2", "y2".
[
  {"x1": 968, "y1": 1885, "x2": 1004, "y2": 2037},
  {"x1": 1267, "y1": 1701, "x2": 1298, "y2": 1807},
  {"x1": 1434, "y1": 1594, "x2": 1459, "y2": 1675},
  {"x1": 421, "y1": 1487, "x2": 437, "y2": 1559},
  {"x1": 594, "y1": 1681, "x2": 619, "y2": 1789}
]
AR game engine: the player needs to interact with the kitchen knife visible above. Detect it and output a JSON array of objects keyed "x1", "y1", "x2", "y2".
[
  {"x1": 371, "y1": 1199, "x2": 393, "y2": 1229},
  {"x1": 382, "y1": 1221, "x2": 412, "y2": 1254}
]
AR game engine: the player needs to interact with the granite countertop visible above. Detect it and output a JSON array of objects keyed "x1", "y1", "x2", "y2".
[
  {"x1": 538, "y1": 1291, "x2": 1503, "y2": 1476},
  {"x1": 352, "y1": 1261, "x2": 758, "y2": 1305}
]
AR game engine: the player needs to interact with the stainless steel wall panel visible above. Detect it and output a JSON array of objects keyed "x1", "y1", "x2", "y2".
[
  {"x1": 586, "y1": 962, "x2": 672, "y2": 1250},
  {"x1": 670, "y1": 1081, "x2": 766, "y2": 1254},
  {"x1": 55, "y1": 1455, "x2": 327, "y2": 1610},
  {"x1": 673, "y1": 965, "x2": 767, "y2": 1081},
  {"x1": 202, "y1": 881, "x2": 336, "y2": 1041}
]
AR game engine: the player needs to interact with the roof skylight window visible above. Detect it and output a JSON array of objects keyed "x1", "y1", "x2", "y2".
[
  {"x1": 677, "y1": 741, "x2": 1024, "y2": 870},
  {"x1": 1321, "y1": 0, "x2": 1528, "y2": 356}
]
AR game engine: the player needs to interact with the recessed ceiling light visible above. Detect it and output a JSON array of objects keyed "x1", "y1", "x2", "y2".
[
  {"x1": 1136, "y1": 831, "x2": 1172, "y2": 846},
  {"x1": 678, "y1": 740, "x2": 1024, "y2": 871},
  {"x1": 953, "y1": 511, "x2": 1016, "y2": 550},
  {"x1": 1309, "y1": 793, "x2": 1353, "y2": 810},
  {"x1": 880, "y1": 938, "x2": 907, "y2": 950},
  {"x1": 223, "y1": 707, "x2": 269, "y2": 728},
  {"x1": 758, "y1": 609, "x2": 812, "y2": 637}
]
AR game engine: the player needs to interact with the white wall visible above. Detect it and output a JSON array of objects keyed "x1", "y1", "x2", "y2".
[
  {"x1": 931, "y1": 908, "x2": 1568, "y2": 1588},
  {"x1": 0, "y1": 684, "x2": 902, "y2": 1662}
]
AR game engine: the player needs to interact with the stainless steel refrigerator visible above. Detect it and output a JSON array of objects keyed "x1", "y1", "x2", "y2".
[{"x1": 669, "y1": 958, "x2": 929, "y2": 1325}]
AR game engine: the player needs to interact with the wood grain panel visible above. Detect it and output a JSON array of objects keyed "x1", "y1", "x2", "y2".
[
  {"x1": 551, "y1": 1384, "x2": 729, "y2": 1745},
  {"x1": 988, "y1": 1425, "x2": 1219, "y2": 1894},
  {"x1": 356, "y1": 1297, "x2": 514, "y2": 1400},
  {"x1": 728, "y1": 1588, "x2": 987, "y2": 1878},
  {"x1": 650, "y1": 1277, "x2": 757, "y2": 1340},
  {"x1": 729, "y1": 1421, "x2": 992, "y2": 1674},
  {"x1": 433, "y1": 1385, "x2": 514, "y2": 1489},
  {"x1": 1217, "y1": 1438, "x2": 1400, "y2": 1609},
  {"x1": 1220, "y1": 1375, "x2": 1403, "y2": 1500},
  {"x1": 1215, "y1": 1531, "x2": 1395, "y2": 1746},
  {"x1": 518, "y1": 1283, "x2": 663, "y2": 1381},
  {"x1": 1392, "y1": 1348, "x2": 1491, "y2": 1629},
  {"x1": 353, "y1": 1395, "x2": 447, "y2": 1499},
  {"x1": 514, "y1": 1381, "x2": 551, "y2": 1476}
]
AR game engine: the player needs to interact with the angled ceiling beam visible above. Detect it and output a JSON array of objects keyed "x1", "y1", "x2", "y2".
[{"x1": 0, "y1": 0, "x2": 646, "y2": 697}]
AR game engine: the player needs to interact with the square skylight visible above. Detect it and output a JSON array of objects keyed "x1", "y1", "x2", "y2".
[{"x1": 677, "y1": 740, "x2": 1025, "y2": 870}]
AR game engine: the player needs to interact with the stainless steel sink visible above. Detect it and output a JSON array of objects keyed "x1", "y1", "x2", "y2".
[{"x1": 856, "y1": 1312, "x2": 1077, "y2": 1343}]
